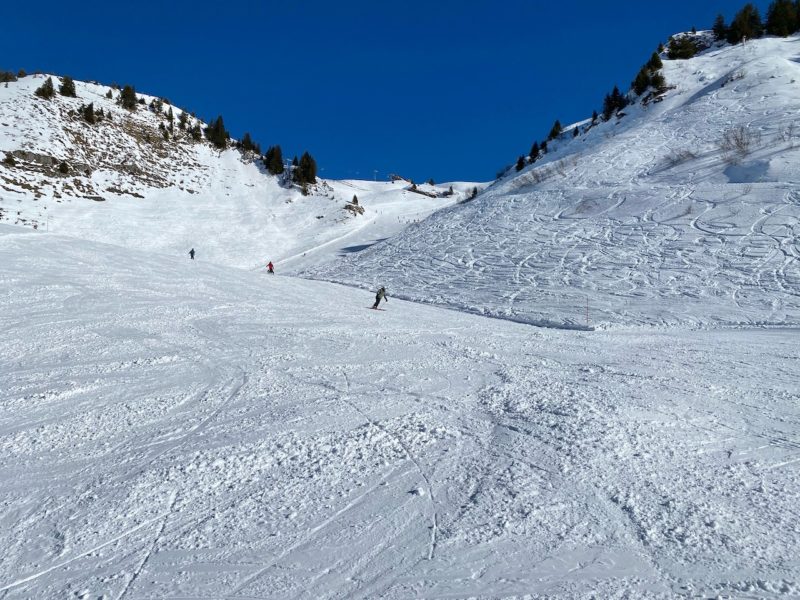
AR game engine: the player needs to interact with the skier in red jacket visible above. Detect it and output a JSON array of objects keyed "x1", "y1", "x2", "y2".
[{"x1": 267, "y1": 261, "x2": 274, "y2": 274}]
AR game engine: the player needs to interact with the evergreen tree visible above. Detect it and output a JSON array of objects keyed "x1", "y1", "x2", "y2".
[
  {"x1": 204, "y1": 115, "x2": 229, "y2": 149},
  {"x1": 573, "y1": 126, "x2": 580, "y2": 138},
  {"x1": 668, "y1": 36, "x2": 700, "y2": 59},
  {"x1": 3, "y1": 152, "x2": 16, "y2": 166},
  {"x1": 515, "y1": 156, "x2": 526, "y2": 171},
  {"x1": 591, "y1": 110, "x2": 598, "y2": 123},
  {"x1": 265, "y1": 145, "x2": 284, "y2": 175},
  {"x1": 530, "y1": 141, "x2": 540, "y2": 161},
  {"x1": 647, "y1": 52, "x2": 663, "y2": 71},
  {"x1": 540, "y1": 140, "x2": 548, "y2": 153},
  {"x1": 548, "y1": 119, "x2": 562, "y2": 141},
  {"x1": 178, "y1": 110, "x2": 188, "y2": 130},
  {"x1": 352, "y1": 194, "x2": 359, "y2": 205},
  {"x1": 120, "y1": 85, "x2": 137, "y2": 110},
  {"x1": 190, "y1": 123, "x2": 202, "y2": 141},
  {"x1": 34, "y1": 77, "x2": 55, "y2": 99},
  {"x1": 651, "y1": 72, "x2": 667, "y2": 92},
  {"x1": 633, "y1": 67, "x2": 652, "y2": 95},
  {"x1": 766, "y1": 0, "x2": 798, "y2": 36},
  {"x1": 727, "y1": 3, "x2": 764, "y2": 43},
  {"x1": 167, "y1": 107, "x2": 174, "y2": 123},
  {"x1": 106, "y1": 89, "x2": 113, "y2": 99},
  {"x1": 59, "y1": 76, "x2": 77, "y2": 97},
  {"x1": 83, "y1": 102, "x2": 95, "y2": 124},
  {"x1": 713, "y1": 14, "x2": 728, "y2": 40},
  {"x1": 602, "y1": 85, "x2": 628, "y2": 120},
  {"x1": 298, "y1": 151, "x2": 317, "y2": 184}
]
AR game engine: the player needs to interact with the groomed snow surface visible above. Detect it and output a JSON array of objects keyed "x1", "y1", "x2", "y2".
[{"x1": 2, "y1": 227, "x2": 799, "y2": 599}]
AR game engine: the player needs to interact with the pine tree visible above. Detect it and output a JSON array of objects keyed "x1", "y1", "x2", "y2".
[
  {"x1": 298, "y1": 151, "x2": 317, "y2": 184},
  {"x1": 34, "y1": 77, "x2": 55, "y2": 99},
  {"x1": 515, "y1": 156, "x2": 526, "y2": 171},
  {"x1": 713, "y1": 14, "x2": 728, "y2": 40},
  {"x1": 265, "y1": 145, "x2": 285, "y2": 175},
  {"x1": 591, "y1": 110, "x2": 598, "y2": 123},
  {"x1": 727, "y1": 3, "x2": 764, "y2": 43},
  {"x1": 647, "y1": 52, "x2": 663, "y2": 71},
  {"x1": 190, "y1": 123, "x2": 202, "y2": 141},
  {"x1": 106, "y1": 89, "x2": 113, "y2": 99},
  {"x1": 633, "y1": 67, "x2": 652, "y2": 95},
  {"x1": 204, "y1": 115, "x2": 229, "y2": 149},
  {"x1": 83, "y1": 102, "x2": 95, "y2": 124},
  {"x1": 668, "y1": 36, "x2": 700, "y2": 59},
  {"x1": 352, "y1": 194, "x2": 359, "y2": 205},
  {"x1": 530, "y1": 141, "x2": 540, "y2": 161},
  {"x1": 573, "y1": 126, "x2": 580, "y2": 138},
  {"x1": 3, "y1": 152, "x2": 16, "y2": 166},
  {"x1": 766, "y1": 0, "x2": 798, "y2": 36},
  {"x1": 59, "y1": 76, "x2": 77, "y2": 97},
  {"x1": 548, "y1": 119, "x2": 562, "y2": 141},
  {"x1": 178, "y1": 110, "x2": 188, "y2": 130},
  {"x1": 167, "y1": 107, "x2": 174, "y2": 123},
  {"x1": 120, "y1": 85, "x2": 137, "y2": 110},
  {"x1": 651, "y1": 72, "x2": 667, "y2": 92}
]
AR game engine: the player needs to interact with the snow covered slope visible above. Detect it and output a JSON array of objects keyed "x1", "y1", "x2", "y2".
[
  {"x1": 0, "y1": 75, "x2": 472, "y2": 268},
  {"x1": 2, "y1": 225, "x2": 799, "y2": 598},
  {"x1": 304, "y1": 35, "x2": 800, "y2": 329}
]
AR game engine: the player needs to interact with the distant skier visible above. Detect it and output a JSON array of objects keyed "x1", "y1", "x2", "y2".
[
  {"x1": 372, "y1": 286, "x2": 388, "y2": 309},
  {"x1": 189, "y1": 248, "x2": 195, "y2": 260},
  {"x1": 267, "y1": 261, "x2": 274, "y2": 274}
]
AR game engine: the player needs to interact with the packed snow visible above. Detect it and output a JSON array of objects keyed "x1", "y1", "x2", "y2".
[
  {"x1": 303, "y1": 36, "x2": 800, "y2": 329},
  {"x1": 2, "y1": 226, "x2": 798, "y2": 598},
  {"x1": 1, "y1": 32, "x2": 799, "y2": 600}
]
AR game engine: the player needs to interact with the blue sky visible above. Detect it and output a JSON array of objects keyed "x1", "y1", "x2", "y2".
[{"x1": 2, "y1": 0, "x2": 772, "y2": 182}]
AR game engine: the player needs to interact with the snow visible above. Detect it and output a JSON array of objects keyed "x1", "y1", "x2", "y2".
[
  {"x1": 0, "y1": 34, "x2": 799, "y2": 600},
  {"x1": 304, "y1": 36, "x2": 800, "y2": 329}
]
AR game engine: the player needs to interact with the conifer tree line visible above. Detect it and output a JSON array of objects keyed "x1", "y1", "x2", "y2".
[
  {"x1": 18, "y1": 71, "x2": 319, "y2": 186},
  {"x1": 712, "y1": 1, "x2": 800, "y2": 43}
]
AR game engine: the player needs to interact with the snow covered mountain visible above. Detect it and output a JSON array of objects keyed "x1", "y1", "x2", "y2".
[
  {"x1": 0, "y1": 74, "x2": 475, "y2": 268},
  {"x1": 2, "y1": 30, "x2": 800, "y2": 600},
  {"x1": 304, "y1": 34, "x2": 800, "y2": 329}
]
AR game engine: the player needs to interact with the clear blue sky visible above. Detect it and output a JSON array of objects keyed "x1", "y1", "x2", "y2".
[{"x1": 2, "y1": 0, "x2": 771, "y2": 182}]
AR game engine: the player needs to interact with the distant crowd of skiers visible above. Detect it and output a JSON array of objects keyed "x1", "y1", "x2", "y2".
[{"x1": 189, "y1": 248, "x2": 387, "y2": 308}]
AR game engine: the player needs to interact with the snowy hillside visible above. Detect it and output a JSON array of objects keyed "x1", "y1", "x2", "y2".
[
  {"x1": 304, "y1": 35, "x2": 800, "y2": 329},
  {"x1": 0, "y1": 75, "x2": 473, "y2": 268},
  {"x1": 2, "y1": 225, "x2": 799, "y2": 599}
]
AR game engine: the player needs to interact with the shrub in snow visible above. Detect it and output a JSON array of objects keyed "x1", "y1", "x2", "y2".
[
  {"x1": 719, "y1": 126, "x2": 761, "y2": 162},
  {"x1": 3, "y1": 153, "x2": 16, "y2": 166},
  {"x1": 34, "y1": 77, "x2": 55, "y2": 99},
  {"x1": 59, "y1": 76, "x2": 77, "y2": 97},
  {"x1": 58, "y1": 160, "x2": 70, "y2": 174}
]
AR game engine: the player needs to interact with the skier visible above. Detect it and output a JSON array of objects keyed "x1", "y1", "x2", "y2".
[
  {"x1": 372, "y1": 286, "x2": 388, "y2": 309},
  {"x1": 267, "y1": 261, "x2": 274, "y2": 274},
  {"x1": 189, "y1": 248, "x2": 195, "y2": 260}
]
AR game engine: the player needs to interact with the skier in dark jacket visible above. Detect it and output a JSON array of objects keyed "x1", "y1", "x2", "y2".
[
  {"x1": 372, "y1": 286, "x2": 388, "y2": 309},
  {"x1": 189, "y1": 248, "x2": 195, "y2": 260}
]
